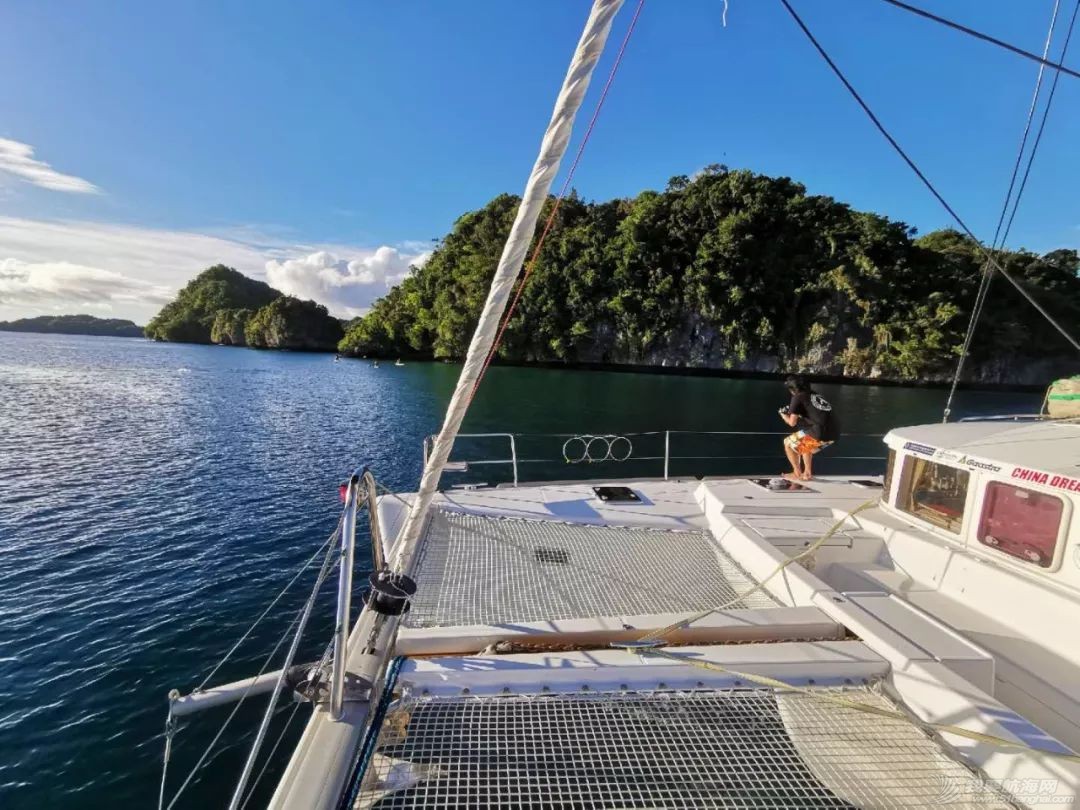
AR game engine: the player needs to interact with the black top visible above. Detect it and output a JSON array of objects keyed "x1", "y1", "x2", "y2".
[{"x1": 789, "y1": 390, "x2": 838, "y2": 442}]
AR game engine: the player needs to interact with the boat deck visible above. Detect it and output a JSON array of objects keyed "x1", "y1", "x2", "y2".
[
  {"x1": 356, "y1": 475, "x2": 1079, "y2": 808},
  {"x1": 355, "y1": 646, "x2": 1012, "y2": 810}
]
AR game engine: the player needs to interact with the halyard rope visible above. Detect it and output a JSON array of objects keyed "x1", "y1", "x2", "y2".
[
  {"x1": 617, "y1": 496, "x2": 1080, "y2": 764},
  {"x1": 641, "y1": 648, "x2": 1080, "y2": 764},
  {"x1": 470, "y1": 0, "x2": 646, "y2": 401},
  {"x1": 635, "y1": 498, "x2": 879, "y2": 643}
]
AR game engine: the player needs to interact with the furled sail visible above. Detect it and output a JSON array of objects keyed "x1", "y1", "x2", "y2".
[{"x1": 391, "y1": 0, "x2": 626, "y2": 569}]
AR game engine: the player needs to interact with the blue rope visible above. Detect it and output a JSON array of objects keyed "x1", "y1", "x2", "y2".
[{"x1": 336, "y1": 656, "x2": 405, "y2": 810}]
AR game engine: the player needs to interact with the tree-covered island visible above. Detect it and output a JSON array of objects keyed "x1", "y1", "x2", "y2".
[
  {"x1": 0, "y1": 314, "x2": 145, "y2": 338},
  {"x1": 147, "y1": 167, "x2": 1080, "y2": 383}
]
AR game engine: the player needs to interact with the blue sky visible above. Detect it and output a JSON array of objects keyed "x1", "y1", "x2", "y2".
[{"x1": 1, "y1": 0, "x2": 1077, "y2": 322}]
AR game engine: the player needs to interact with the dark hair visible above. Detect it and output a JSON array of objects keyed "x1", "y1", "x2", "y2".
[{"x1": 785, "y1": 375, "x2": 810, "y2": 393}]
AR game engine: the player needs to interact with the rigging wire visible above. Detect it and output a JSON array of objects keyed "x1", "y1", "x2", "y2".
[
  {"x1": 470, "y1": 0, "x2": 646, "y2": 401},
  {"x1": 991, "y1": 0, "x2": 1063, "y2": 251},
  {"x1": 778, "y1": 0, "x2": 1080, "y2": 357},
  {"x1": 875, "y1": 0, "x2": 1080, "y2": 81},
  {"x1": 159, "y1": 537, "x2": 340, "y2": 810},
  {"x1": 227, "y1": 532, "x2": 342, "y2": 810},
  {"x1": 942, "y1": 0, "x2": 1069, "y2": 422},
  {"x1": 161, "y1": 602, "x2": 306, "y2": 810},
  {"x1": 238, "y1": 701, "x2": 303, "y2": 810},
  {"x1": 1000, "y1": 0, "x2": 1080, "y2": 246},
  {"x1": 195, "y1": 523, "x2": 341, "y2": 692}
]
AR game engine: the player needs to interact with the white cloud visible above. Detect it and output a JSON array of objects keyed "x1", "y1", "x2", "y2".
[
  {"x1": 0, "y1": 138, "x2": 99, "y2": 194},
  {"x1": 265, "y1": 246, "x2": 432, "y2": 318},
  {"x1": 0, "y1": 259, "x2": 172, "y2": 310},
  {"x1": 0, "y1": 215, "x2": 429, "y2": 323}
]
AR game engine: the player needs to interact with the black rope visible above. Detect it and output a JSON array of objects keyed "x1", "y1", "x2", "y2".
[
  {"x1": 1000, "y1": 0, "x2": 1080, "y2": 246},
  {"x1": 876, "y1": 0, "x2": 1080, "y2": 81},
  {"x1": 779, "y1": 0, "x2": 1080, "y2": 354}
]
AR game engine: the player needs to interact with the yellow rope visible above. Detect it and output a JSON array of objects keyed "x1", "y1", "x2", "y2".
[
  {"x1": 625, "y1": 496, "x2": 1079, "y2": 763},
  {"x1": 643, "y1": 647, "x2": 1080, "y2": 763},
  {"x1": 638, "y1": 497, "x2": 879, "y2": 643}
]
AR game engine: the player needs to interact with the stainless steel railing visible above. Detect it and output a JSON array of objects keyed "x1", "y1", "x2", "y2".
[
  {"x1": 330, "y1": 466, "x2": 386, "y2": 720},
  {"x1": 427, "y1": 430, "x2": 886, "y2": 486}
]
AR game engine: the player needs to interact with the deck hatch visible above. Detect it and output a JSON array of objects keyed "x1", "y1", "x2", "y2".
[
  {"x1": 355, "y1": 688, "x2": 1012, "y2": 809},
  {"x1": 533, "y1": 546, "x2": 570, "y2": 564},
  {"x1": 405, "y1": 511, "x2": 777, "y2": 628}
]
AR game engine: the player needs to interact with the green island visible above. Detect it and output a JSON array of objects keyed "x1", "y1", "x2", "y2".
[
  {"x1": 0, "y1": 314, "x2": 145, "y2": 338},
  {"x1": 145, "y1": 265, "x2": 343, "y2": 350},
  {"x1": 148, "y1": 166, "x2": 1080, "y2": 383}
]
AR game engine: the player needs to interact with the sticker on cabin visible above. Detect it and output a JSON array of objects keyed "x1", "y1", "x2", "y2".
[
  {"x1": 956, "y1": 455, "x2": 1001, "y2": 473},
  {"x1": 1011, "y1": 467, "x2": 1080, "y2": 492},
  {"x1": 903, "y1": 441, "x2": 936, "y2": 457},
  {"x1": 933, "y1": 448, "x2": 961, "y2": 463}
]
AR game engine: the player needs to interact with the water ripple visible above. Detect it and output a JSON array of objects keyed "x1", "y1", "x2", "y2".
[{"x1": 0, "y1": 332, "x2": 1038, "y2": 808}]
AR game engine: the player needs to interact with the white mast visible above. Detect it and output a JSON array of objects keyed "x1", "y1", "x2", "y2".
[{"x1": 391, "y1": 0, "x2": 627, "y2": 569}]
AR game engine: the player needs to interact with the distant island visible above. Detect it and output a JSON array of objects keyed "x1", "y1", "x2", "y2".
[
  {"x1": 145, "y1": 265, "x2": 343, "y2": 351},
  {"x1": 0, "y1": 314, "x2": 145, "y2": 338},
  {"x1": 144, "y1": 165, "x2": 1080, "y2": 384}
]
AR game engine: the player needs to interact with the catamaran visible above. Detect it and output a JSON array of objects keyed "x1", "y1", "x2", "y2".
[{"x1": 158, "y1": 2, "x2": 1080, "y2": 807}]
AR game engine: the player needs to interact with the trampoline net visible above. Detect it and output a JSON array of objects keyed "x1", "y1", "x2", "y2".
[
  {"x1": 404, "y1": 511, "x2": 778, "y2": 628},
  {"x1": 355, "y1": 687, "x2": 1014, "y2": 809}
]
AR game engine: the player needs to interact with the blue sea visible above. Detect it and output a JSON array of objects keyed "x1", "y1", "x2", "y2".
[{"x1": 0, "y1": 332, "x2": 1039, "y2": 808}]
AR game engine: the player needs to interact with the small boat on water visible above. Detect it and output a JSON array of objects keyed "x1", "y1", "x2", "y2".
[
  {"x1": 158, "y1": 3, "x2": 1080, "y2": 809},
  {"x1": 394, "y1": 359, "x2": 404, "y2": 367}
]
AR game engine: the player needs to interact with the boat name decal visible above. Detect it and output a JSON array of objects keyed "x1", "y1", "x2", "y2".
[
  {"x1": 1011, "y1": 467, "x2": 1080, "y2": 492},
  {"x1": 903, "y1": 441, "x2": 936, "y2": 456}
]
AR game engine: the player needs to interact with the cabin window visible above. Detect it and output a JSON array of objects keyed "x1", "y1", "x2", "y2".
[
  {"x1": 896, "y1": 456, "x2": 969, "y2": 534},
  {"x1": 977, "y1": 482, "x2": 1063, "y2": 568},
  {"x1": 883, "y1": 449, "x2": 896, "y2": 500}
]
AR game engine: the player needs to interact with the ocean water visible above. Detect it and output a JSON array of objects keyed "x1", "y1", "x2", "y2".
[{"x1": 0, "y1": 332, "x2": 1040, "y2": 808}]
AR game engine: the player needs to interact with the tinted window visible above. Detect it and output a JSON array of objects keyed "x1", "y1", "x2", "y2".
[
  {"x1": 883, "y1": 449, "x2": 896, "y2": 500},
  {"x1": 978, "y1": 482, "x2": 1063, "y2": 568},
  {"x1": 897, "y1": 456, "x2": 969, "y2": 534}
]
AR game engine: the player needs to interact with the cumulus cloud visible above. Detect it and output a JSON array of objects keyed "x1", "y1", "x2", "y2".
[
  {"x1": 0, "y1": 138, "x2": 99, "y2": 194},
  {"x1": 0, "y1": 259, "x2": 172, "y2": 310},
  {"x1": 0, "y1": 215, "x2": 430, "y2": 322},
  {"x1": 265, "y1": 246, "x2": 432, "y2": 318}
]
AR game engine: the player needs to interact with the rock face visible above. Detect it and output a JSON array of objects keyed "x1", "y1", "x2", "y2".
[
  {"x1": 145, "y1": 265, "x2": 281, "y2": 344},
  {"x1": 339, "y1": 167, "x2": 1080, "y2": 385},
  {"x1": 210, "y1": 308, "x2": 254, "y2": 346},
  {"x1": 244, "y1": 296, "x2": 343, "y2": 351},
  {"x1": 0, "y1": 314, "x2": 144, "y2": 338}
]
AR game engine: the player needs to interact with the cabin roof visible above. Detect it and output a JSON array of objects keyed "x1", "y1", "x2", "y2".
[{"x1": 885, "y1": 420, "x2": 1080, "y2": 478}]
